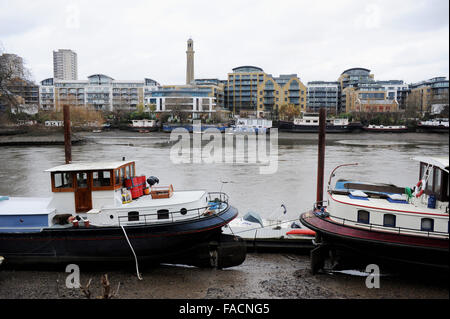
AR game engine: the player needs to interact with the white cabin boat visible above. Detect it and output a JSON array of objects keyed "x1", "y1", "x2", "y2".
[
  {"x1": 301, "y1": 156, "x2": 449, "y2": 271},
  {"x1": 0, "y1": 160, "x2": 246, "y2": 268},
  {"x1": 228, "y1": 118, "x2": 272, "y2": 134}
]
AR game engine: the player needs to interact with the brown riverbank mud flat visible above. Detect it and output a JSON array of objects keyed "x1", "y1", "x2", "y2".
[{"x1": 0, "y1": 254, "x2": 447, "y2": 299}]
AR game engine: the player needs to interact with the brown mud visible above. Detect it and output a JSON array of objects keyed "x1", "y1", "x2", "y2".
[{"x1": 0, "y1": 254, "x2": 447, "y2": 299}]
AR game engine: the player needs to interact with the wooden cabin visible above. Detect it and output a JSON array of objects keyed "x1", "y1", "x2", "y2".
[{"x1": 46, "y1": 161, "x2": 136, "y2": 214}]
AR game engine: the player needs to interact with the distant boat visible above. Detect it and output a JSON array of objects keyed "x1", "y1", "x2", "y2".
[
  {"x1": 278, "y1": 112, "x2": 361, "y2": 133},
  {"x1": 363, "y1": 124, "x2": 409, "y2": 133},
  {"x1": 162, "y1": 123, "x2": 228, "y2": 133},
  {"x1": 128, "y1": 119, "x2": 158, "y2": 132},
  {"x1": 417, "y1": 118, "x2": 449, "y2": 133},
  {"x1": 226, "y1": 118, "x2": 272, "y2": 134}
]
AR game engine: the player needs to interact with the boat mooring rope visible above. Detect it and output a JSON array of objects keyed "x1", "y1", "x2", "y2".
[{"x1": 120, "y1": 225, "x2": 143, "y2": 280}]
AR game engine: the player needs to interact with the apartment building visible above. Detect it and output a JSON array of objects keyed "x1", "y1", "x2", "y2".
[
  {"x1": 39, "y1": 74, "x2": 160, "y2": 111},
  {"x1": 407, "y1": 77, "x2": 449, "y2": 114},
  {"x1": 306, "y1": 81, "x2": 339, "y2": 114},
  {"x1": 224, "y1": 66, "x2": 306, "y2": 118},
  {"x1": 53, "y1": 49, "x2": 78, "y2": 80}
]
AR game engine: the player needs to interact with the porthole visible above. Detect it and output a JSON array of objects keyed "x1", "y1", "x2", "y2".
[
  {"x1": 357, "y1": 210, "x2": 370, "y2": 224},
  {"x1": 157, "y1": 209, "x2": 170, "y2": 220},
  {"x1": 110, "y1": 215, "x2": 114, "y2": 219},
  {"x1": 128, "y1": 211, "x2": 139, "y2": 222},
  {"x1": 180, "y1": 208, "x2": 187, "y2": 215},
  {"x1": 421, "y1": 218, "x2": 434, "y2": 232},
  {"x1": 383, "y1": 214, "x2": 396, "y2": 228}
]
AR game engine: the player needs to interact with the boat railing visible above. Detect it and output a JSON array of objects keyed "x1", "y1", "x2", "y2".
[
  {"x1": 323, "y1": 212, "x2": 449, "y2": 239},
  {"x1": 313, "y1": 200, "x2": 329, "y2": 210},
  {"x1": 117, "y1": 192, "x2": 229, "y2": 226},
  {"x1": 207, "y1": 192, "x2": 229, "y2": 204}
]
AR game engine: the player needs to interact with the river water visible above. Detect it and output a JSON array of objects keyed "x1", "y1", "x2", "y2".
[{"x1": 0, "y1": 131, "x2": 448, "y2": 222}]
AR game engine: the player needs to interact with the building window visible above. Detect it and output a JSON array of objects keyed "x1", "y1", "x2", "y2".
[
  {"x1": 421, "y1": 218, "x2": 434, "y2": 232},
  {"x1": 383, "y1": 214, "x2": 396, "y2": 227},
  {"x1": 357, "y1": 210, "x2": 370, "y2": 224}
]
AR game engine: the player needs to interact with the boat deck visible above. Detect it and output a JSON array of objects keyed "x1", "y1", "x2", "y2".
[
  {"x1": 107, "y1": 190, "x2": 207, "y2": 210},
  {"x1": 0, "y1": 196, "x2": 54, "y2": 215},
  {"x1": 330, "y1": 193, "x2": 448, "y2": 216}
]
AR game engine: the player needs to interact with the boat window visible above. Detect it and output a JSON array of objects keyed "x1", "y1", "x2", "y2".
[
  {"x1": 357, "y1": 210, "x2": 370, "y2": 224},
  {"x1": 93, "y1": 170, "x2": 112, "y2": 187},
  {"x1": 126, "y1": 165, "x2": 131, "y2": 179},
  {"x1": 433, "y1": 168, "x2": 442, "y2": 195},
  {"x1": 180, "y1": 208, "x2": 187, "y2": 215},
  {"x1": 421, "y1": 218, "x2": 434, "y2": 232},
  {"x1": 54, "y1": 172, "x2": 73, "y2": 189},
  {"x1": 120, "y1": 167, "x2": 126, "y2": 183},
  {"x1": 383, "y1": 214, "x2": 396, "y2": 228},
  {"x1": 128, "y1": 211, "x2": 139, "y2": 222},
  {"x1": 76, "y1": 172, "x2": 88, "y2": 188},
  {"x1": 115, "y1": 169, "x2": 120, "y2": 186},
  {"x1": 157, "y1": 209, "x2": 170, "y2": 220},
  {"x1": 426, "y1": 167, "x2": 434, "y2": 192}
]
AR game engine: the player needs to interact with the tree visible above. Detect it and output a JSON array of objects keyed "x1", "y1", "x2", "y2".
[
  {"x1": 279, "y1": 103, "x2": 301, "y2": 121},
  {"x1": 169, "y1": 104, "x2": 189, "y2": 123},
  {"x1": 405, "y1": 91, "x2": 422, "y2": 118},
  {"x1": 0, "y1": 48, "x2": 33, "y2": 113}
]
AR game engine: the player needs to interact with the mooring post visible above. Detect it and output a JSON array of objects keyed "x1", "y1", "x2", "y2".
[
  {"x1": 316, "y1": 107, "x2": 326, "y2": 207},
  {"x1": 63, "y1": 104, "x2": 72, "y2": 164}
]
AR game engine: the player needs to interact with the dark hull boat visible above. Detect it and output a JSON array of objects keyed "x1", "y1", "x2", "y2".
[
  {"x1": 0, "y1": 160, "x2": 246, "y2": 269},
  {"x1": 278, "y1": 112, "x2": 362, "y2": 133},
  {"x1": 300, "y1": 157, "x2": 449, "y2": 272},
  {"x1": 0, "y1": 206, "x2": 244, "y2": 268},
  {"x1": 300, "y1": 211, "x2": 448, "y2": 270},
  {"x1": 278, "y1": 121, "x2": 361, "y2": 133}
]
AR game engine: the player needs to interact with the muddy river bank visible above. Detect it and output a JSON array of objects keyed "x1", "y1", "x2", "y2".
[{"x1": 0, "y1": 253, "x2": 447, "y2": 299}]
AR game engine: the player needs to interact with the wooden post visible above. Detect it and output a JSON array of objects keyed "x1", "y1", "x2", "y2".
[
  {"x1": 316, "y1": 107, "x2": 326, "y2": 207},
  {"x1": 63, "y1": 104, "x2": 72, "y2": 164}
]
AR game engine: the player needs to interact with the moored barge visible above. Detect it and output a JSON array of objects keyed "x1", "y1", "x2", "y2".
[
  {"x1": 0, "y1": 160, "x2": 246, "y2": 269},
  {"x1": 301, "y1": 157, "x2": 449, "y2": 272}
]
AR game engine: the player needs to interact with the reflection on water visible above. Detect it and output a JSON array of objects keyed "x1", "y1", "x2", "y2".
[{"x1": 0, "y1": 132, "x2": 448, "y2": 220}]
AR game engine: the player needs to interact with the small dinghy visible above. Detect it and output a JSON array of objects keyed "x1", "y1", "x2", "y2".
[{"x1": 223, "y1": 210, "x2": 315, "y2": 251}]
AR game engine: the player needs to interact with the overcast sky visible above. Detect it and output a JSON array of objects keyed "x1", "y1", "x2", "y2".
[{"x1": 1, "y1": 0, "x2": 448, "y2": 85}]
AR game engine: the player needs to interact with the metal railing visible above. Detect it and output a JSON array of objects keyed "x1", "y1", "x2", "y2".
[
  {"x1": 117, "y1": 192, "x2": 229, "y2": 226},
  {"x1": 314, "y1": 210, "x2": 449, "y2": 239}
]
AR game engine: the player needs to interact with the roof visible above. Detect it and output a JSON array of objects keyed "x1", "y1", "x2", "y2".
[
  {"x1": 413, "y1": 157, "x2": 449, "y2": 173},
  {"x1": 45, "y1": 161, "x2": 135, "y2": 172},
  {"x1": 341, "y1": 67, "x2": 371, "y2": 75},
  {"x1": 232, "y1": 66, "x2": 264, "y2": 72}
]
